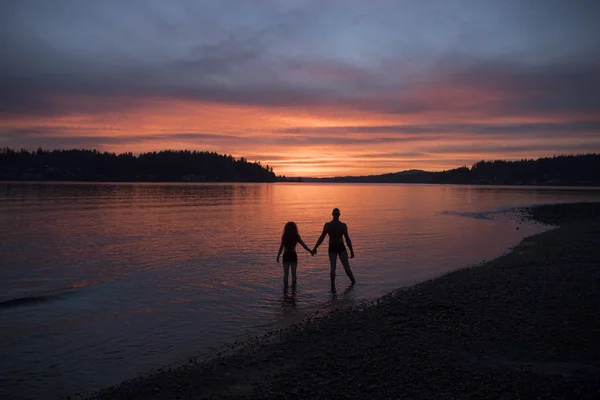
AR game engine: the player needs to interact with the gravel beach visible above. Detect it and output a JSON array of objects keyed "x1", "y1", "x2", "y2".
[{"x1": 87, "y1": 202, "x2": 600, "y2": 400}]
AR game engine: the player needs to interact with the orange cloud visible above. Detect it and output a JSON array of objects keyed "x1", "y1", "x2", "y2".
[{"x1": 2, "y1": 76, "x2": 600, "y2": 177}]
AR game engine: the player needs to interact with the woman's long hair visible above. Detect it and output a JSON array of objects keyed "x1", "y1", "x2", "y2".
[{"x1": 282, "y1": 221, "x2": 299, "y2": 249}]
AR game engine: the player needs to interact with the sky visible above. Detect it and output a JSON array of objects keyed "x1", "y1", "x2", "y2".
[{"x1": 1, "y1": 0, "x2": 600, "y2": 177}]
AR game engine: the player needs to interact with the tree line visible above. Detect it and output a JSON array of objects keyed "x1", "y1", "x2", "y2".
[
  {"x1": 0, "y1": 148, "x2": 277, "y2": 182},
  {"x1": 2, "y1": 149, "x2": 599, "y2": 185},
  {"x1": 310, "y1": 154, "x2": 600, "y2": 186}
]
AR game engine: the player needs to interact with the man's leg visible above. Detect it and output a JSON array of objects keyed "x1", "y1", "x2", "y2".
[
  {"x1": 328, "y1": 252, "x2": 337, "y2": 284},
  {"x1": 291, "y1": 261, "x2": 298, "y2": 286},
  {"x1": 339, "y1": 251, "x2": 356, "y2": 284},
  {"x1": 283, "y1": 261, "x2": 290, "y2": 286}
]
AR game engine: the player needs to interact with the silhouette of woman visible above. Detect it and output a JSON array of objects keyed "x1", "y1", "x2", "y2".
[{"x1": 277, "y1": 222, "x2": 313, "y2": 287}]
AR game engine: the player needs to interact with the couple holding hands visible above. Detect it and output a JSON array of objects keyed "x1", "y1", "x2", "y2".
[{"x1": 277, "y1": 208, "x2": 356, "y2": 287}]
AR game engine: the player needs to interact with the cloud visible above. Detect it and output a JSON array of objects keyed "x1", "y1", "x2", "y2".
[
  {"x1": 1, "y1": 0, "x2": 600, "y2": 175},
  {"x1": 2, "y1": 1, "x2": 599, "y2": 116},
  {"x1": 277, "y1": 120, "x2": 600, "y2": 138}
]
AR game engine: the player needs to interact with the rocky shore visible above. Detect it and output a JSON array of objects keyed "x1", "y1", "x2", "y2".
[{"x1": 87, "y1": 202, "x2": 600, "y2": 400}]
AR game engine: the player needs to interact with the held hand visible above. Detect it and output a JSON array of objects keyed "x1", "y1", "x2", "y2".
[
  {"x1": 310, "y1": 249, "x2": 315, "y2": 256},
  {"x1": 312, "y1": 248, "x2": 317, "y2": 256},
  {"x1": 350, "y1": 250, "x2": 355, "y2": 259}
]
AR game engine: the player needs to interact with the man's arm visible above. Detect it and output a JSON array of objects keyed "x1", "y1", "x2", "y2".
[
  {"x1": 343, "y1": 224, "x2": 355, "y2": 258},
  {"x1": 313, "y1": 223, "x2": 328, "y2": 253}
]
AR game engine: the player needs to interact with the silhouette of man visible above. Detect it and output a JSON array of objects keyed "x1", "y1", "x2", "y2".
[{"x1": 313, "y1": 208, "x2": 356, "y2": 285}]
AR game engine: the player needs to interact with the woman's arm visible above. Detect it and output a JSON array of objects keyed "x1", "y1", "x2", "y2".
[
  {"x1": 277, "y1": 238, "x2": 284, "y2": 262},
  {"x1": 298, "y1": 236, "x2": 313, "y2": 254}
]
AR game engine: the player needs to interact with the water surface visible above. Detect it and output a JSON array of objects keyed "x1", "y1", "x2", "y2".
[{"x1": 1, "y1": 182, "x2": 599, "y2": 399}]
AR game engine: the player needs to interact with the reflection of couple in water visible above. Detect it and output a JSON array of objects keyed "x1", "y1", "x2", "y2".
[{"x1": 277, "y1": 208, "x2": 356, "y2": 288}]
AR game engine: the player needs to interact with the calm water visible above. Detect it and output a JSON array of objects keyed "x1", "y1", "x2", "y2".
[{"x1": 1, "y1": 182, "x2": 599, "y2": 399}]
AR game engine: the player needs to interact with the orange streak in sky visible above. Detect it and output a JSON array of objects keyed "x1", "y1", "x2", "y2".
[{"x1": 2, "y1": 87, "x2": 600, "y2": 177}]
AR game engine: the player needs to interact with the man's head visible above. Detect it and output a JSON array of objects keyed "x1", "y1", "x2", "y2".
[{"x1": 332, "y1": 208, "x2": 341, "y2": 220}]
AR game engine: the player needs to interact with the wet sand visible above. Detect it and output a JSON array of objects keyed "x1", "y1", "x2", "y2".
[{"x1": 86, "y1": 202, "x2": 600, "y2": 399}]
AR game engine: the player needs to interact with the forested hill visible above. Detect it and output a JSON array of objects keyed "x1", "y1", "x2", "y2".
[
  {"x1": 309, "y1": 154, "x2": 600, "y2": 186},
  {"x1": 0, "y1": 148, "x2": 277, "y2": 182}
]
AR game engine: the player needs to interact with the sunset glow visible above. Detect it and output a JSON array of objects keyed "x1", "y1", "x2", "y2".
[{"x1": 1, "y1": 1, "x2": 599, "y2": 176}]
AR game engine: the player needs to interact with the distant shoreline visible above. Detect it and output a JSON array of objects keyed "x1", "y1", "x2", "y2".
[
  {"x1": 3, "y1": 150, "x2": 600, "y2": 186},
  {"x1": 86, "y1": 202, "x2": 600, "y2": 399},
  {"x1": 3, "y1": 179, "x2": 600, "y2": 190}
]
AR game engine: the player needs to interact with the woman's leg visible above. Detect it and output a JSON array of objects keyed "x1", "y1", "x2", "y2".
[
  {"x1": 283, "y1": 261, "x2": 290, "y2": 286},
  {"x1": 291, "y1": 261, "x2": 298, "y2": 285}
]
